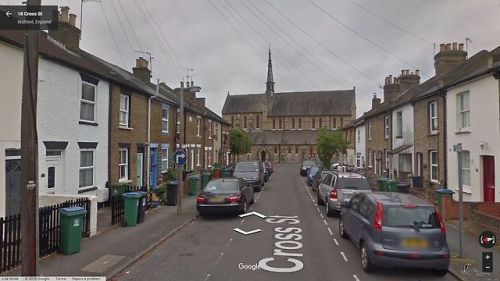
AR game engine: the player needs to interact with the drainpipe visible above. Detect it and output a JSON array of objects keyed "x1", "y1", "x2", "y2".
[
  {"x1": 146, "y1": 79, "x2": 160, "y2": 188},
  {"x1": 441, "y1": 91, "x2": 448, "y2": 186}
]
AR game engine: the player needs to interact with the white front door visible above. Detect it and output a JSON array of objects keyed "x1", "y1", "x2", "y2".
[{"x1": 46, "y1": 157, "x2": 62, "y2": 193}]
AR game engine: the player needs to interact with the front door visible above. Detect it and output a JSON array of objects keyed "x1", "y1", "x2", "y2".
[
  {"x1": 137, "y1": 153, "x2": 144, "y2": 186},
  {"x1": 150, "y1": 148, "x2": 158, "y2": 187},
  {"x1": 483, "y1": 156, "x2": 495, "y2": 202},
  {"x1": 46, "y1": 156, "x2": 62, "y2": 193},
  {"x1": 5, "y1": 159, "x2": 21, "y2": 216}
]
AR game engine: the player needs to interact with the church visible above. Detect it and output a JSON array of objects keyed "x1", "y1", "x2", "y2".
[{"x1": 222, "y1": 50, "x2": 356, "y2": 164}]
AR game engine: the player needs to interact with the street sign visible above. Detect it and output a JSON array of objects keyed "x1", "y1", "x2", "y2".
[{"x1": 173, "y1": 150, "x2": 186, "y2": 166}]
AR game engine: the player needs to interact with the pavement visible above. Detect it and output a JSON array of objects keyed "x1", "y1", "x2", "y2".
[
  {"x1": 3, "y1": 196, "x2": 198, "y2": 279},
  {"x1": 446, "y1": 220, "x2": 500, "y2": 281}
]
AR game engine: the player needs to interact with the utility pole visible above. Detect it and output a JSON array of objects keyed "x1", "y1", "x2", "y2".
[
  {"x1": 20, "y1": 0, "x2": 40, "y2": 275},
  {"x1": 177, "y1": 81, "x2": 184, "y2": 216},
  {"x1": 454, "y1": 143, "x2": 464, "y2": 258}
]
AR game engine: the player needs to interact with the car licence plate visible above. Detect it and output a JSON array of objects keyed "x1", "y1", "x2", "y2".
[
  {"x1": 209, "y1": 196, "x2": 226, "y2": 203},
  {"x1": 402, "y1": 238, "x2": 428, "y2": 248}
]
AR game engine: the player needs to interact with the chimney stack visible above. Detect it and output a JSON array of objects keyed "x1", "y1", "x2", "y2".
[
  {"x1": 132, "y1": 57, "x2": 151, "y2": 84},
  {"x1": 196, "y1": 97, "x2": 206, "y2": 107},
  {"x1": 399, "y1": 68, "x2": 421, "y2": 93},
  {"x1": 434, "y1": 41, "x2": 467, "y2": 76},
  {"x1": 48, "y1": 6, "x2": 81, "y2": 52},
  {"x1": 371, "y1": 94, "x2": 381, "y2": 109},
  {"x1": 383, "y1": 74, "x2": 401, "y2": 103}
]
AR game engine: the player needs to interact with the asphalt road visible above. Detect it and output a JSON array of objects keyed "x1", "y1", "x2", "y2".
[{"x1": 117, "y1": 164, "x2": 458, "y2": 281}]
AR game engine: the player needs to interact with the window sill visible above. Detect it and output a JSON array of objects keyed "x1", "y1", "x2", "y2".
[
  {"x1": 78, "y1": 186, "x2": 98, "y2": 194},
  {"x1": 161, "y1": 131, "x2": 169, "y2": 135},
  {"x1": 119, "y1": 126, "x2": 134, "y2": 131},
  {"x1": 79, "y1": 120, "x2": 98, "y2": 126},
  {"x1": 119, "y1": 179, "x2": 132, "y2": 183},
  {"x1": 455, "y1": 130, "x2": 470, "y2": 135},
  {"x1": 430, "y1": 179, "x2": 439, "y2": 184},
  {"x1": 395, "y1": 136, "x2": 403, "y2": 139},
  {"x1": 428, "y1": 132, "x2": 439, "y2": 137}
]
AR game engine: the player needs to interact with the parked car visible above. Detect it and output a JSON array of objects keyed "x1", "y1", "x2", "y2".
[
  {"x1": 233, "y1": 161, "x2": 265, "y2": 191},
  {"x1": 317, "y1": 172, "x2": 371, "y2": 217},
  {"x1": 196, "y1": 178, "x2": 254, "y2": 216},
  {"x1": 263, "y1": 162, "x2": 270, "y2": 182},
  {"x1": 339, "y1": 192, "x2": 449, "y2": 275},
  {"x1": 300, "y1": 160, "x2": 315, "y2": 176},
  {"x1": 307, "y1": 165, "x2": 322, "y2": 186},
  {"x1": 312, "y1": 170, "x2": 329, "y2": 192}
]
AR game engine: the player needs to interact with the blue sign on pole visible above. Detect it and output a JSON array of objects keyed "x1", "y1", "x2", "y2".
[{"x1": 173, "y1": 150, "x2": 187, "y2": 166}]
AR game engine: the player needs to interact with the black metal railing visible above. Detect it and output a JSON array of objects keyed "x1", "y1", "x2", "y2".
[{"x1": 0, "y1": 198, "x2": 91, "y2": 273}]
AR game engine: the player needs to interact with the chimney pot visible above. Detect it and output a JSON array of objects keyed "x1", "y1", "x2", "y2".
[
  {"x1": 69, "y1": 14, "x2": 76, "y2": 26},
  {"x1": 452, "y1": 42, "x2": 458, "y2": 50},
  {"x1": 440, "y1": 44, "x2": 446, "y2": 52},
  {"x1": 459, "y1": 43, "x2": 464, "y2": 51},
  {"x1": 406, "y1": 69, "x2": 410, "y2": 75},
  {"x1": 60, "y1": 6, "x2": 69, "y2": 22},
  {"x1": 445, "y1": 43, "x2": 451, "y2": 51},
  {"x1": 415, "y1": 69, "x2": 420, "y2": 76},
  {"x1": 389, "y1": 75, "x2": 393, "y2": 84}
]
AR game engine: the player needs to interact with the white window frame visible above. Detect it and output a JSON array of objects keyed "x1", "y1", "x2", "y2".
[
  {"x1": 119, "y1": 148, "x2": 129, "y2": 181},
  {"x1": 430, "y1": 150, "x2": 439, "y2": 183},
  {"x1": 176, "y1": 109, "x2": 181, "y2": 134},
  {"x1": 460, "y1": 150, "x2": 471, "y2": 187},
  {"x1": 367, "y1": 122, "x2": 372, "y2": 140},
  {"x1": 357, "y1": 129, "x2": 361, "y2": 143},
  {"x1": 457, "y1": 91, "x2": 470, "y2": 131},
  {"x1": 161, "y1": 146, "x2": 169, "y2": 173},
  {"x1": 196, "y1": 147, "x2": 201, "y2": 167},
  {"x1": 208, "y1": 120, "x2": 213, "y2": 139},
  {"x1": 384, "y1": 116, "x2": 390, "y2": 139},
  {"x1": 161, "y1": 103, "x2": 169, "y2": 134},
  {"x1": 396, "y1": 111, "x2": 403, "y2": 137},
  {"x1": 197, "y1": 116, "x2": 201, "y2": 137},
  {"x1": 429, "y1": 101, "x2": 438, "y2": 134},
  {"x1": 80, "y1": 81, "x2": 97, "y2": 123},
  {"x1": 119, "y1": 94, "x2": 130, "y2": 127},
  {"x1": 79, "y1": 150, "x2": 94, "y2": 188}
]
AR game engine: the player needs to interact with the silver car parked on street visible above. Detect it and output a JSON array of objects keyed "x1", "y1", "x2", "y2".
[
  {"x1": 317, "y1": 171, "x2": 371, "y2": 216},
  {"x1": 339, "y1": 192, "x2": 449, "y2": 275}
]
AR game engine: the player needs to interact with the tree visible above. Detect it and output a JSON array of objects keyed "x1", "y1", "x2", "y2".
[
  {"x1": 229, "y1": 128, "x2": 251, "y2": 159},
  {"x1": 316, "y1": 127, "x2": 350, "y2": 168}
]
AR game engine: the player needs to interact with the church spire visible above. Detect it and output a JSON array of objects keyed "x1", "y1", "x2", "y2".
[{"x1": 265, "y1": 48, "x2": 275, "y2": 96}]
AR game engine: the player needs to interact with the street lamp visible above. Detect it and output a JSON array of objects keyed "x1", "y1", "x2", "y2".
[{"x1": 177, "y1": 81, "x2": 201, "y2": 216}]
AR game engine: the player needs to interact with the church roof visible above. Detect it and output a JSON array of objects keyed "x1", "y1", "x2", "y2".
[{"x1": 222, "y1": 90, "x2": 355, "y2": 116}]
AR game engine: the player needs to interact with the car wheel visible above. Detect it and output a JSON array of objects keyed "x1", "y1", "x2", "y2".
[
  {"x1": 339, "y1": 218, "x2": 349, "y2": 239},
  {"x1": 317, "y1": 193, "x2": 324, "y2": 205},
  {"x1": 326, "y1": 201, "x2": 334, "y2": 217},
  {"x1": 240, "y1": 200, "x2": 248, "y2": 214},
  {"x1": 360, "y1": 243, "x2": 375, "y2": 273},
  {"x1": 431, "y1": 269, "x2": 448, "y2": 276}
]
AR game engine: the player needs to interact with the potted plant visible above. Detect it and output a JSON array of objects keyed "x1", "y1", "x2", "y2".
[{"x1": 153, "y1": 184, "x2": 168, "y2": 205}]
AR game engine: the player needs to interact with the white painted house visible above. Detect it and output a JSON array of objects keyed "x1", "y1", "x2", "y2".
[
  {"x1": 354, "y1": 119, "x2": 365, "y2": 169},
  {"x1": 390, "y1": 96, "x2": 414, "y2": 179},
  {"x1": 446, "y1": 47, "x2": 500, "y2": 202}
]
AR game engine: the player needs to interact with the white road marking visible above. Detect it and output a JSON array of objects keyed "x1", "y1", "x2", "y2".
[
  {"x1": 204, "y1": 273, "x2": 211, "y2": 281},
  {"x1": 240, "y1": 219, "x2": 245, "y2": 225},
  {"x1": 353, "y1": 274, "x2": 360, "y2": 281},
  {"x1": 323, "y1": 219, "x2": 328, "y2": 226},
  {"x1": 334, "y1": 238, "x2": 339, "y2": 246},
  {"x1": 215, "y1": 252, "x2": 224, "y2": 265},
  {"x1": 319, "y1": 213, "x2": 324, "y2": 219},
  {"x1": 239, "y1": 211, "x2": 266, "y2": 219},
  {"x1": 314, "y1": 204, "x2": 318, "y2": 207},
  {"x1": 328, "y1": 227, "x2": 333, "y2": 235},
  {"x1": 225, "y1": 238, "x2": 233, "y2": 247},
  {"x1": 316, "y1": 207, "x2": 321, "y2": 213},
  {"x1": 340, "y1": 251, "x2": 348, "y2": 262}
]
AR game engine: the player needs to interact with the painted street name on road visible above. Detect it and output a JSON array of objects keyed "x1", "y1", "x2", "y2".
[{"x1": 257, "y1": 215, "x2": 304, "y2": 273}]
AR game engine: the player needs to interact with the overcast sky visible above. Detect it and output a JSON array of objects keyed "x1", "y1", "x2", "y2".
[{"x1": 3, "y1": 0, "x2": 500, "y2": 116}]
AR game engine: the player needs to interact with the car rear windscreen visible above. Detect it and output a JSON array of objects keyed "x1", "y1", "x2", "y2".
[
  {"x1": 337, "y1": 178, "x2": 370, "y2": 190},
  {"x1": 235, "y1": 162, "x2": 259, "y2": 172},
  {"x1": 383, "y1": 206, "x2": 440, "y2": 229},
  {"x1": 204, "y1": 181, "x2": 239, "y2": 193}
]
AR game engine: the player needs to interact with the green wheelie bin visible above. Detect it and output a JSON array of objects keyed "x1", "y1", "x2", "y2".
[
  {"x1": 387, "y1": 180, "x2": 399, "y2": 192},
  {"x1": 188, "y1": 175, "x2": 200, "y2": 196},
  {"x1": 60, "y1": 206, "x2": 87, "y2": 255},
  {"x1": 122, "y1": 192, "x2": 142, "y2": 226},
  {"x1": 377, "y1": 177, "x2": 389, "y2": 191},
  {"x1": 435, "y1": 188, "x2": 454, "y2": 213},
  {"x1": 201, "y1": 171, "x2": 211, "y2": 189}
]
